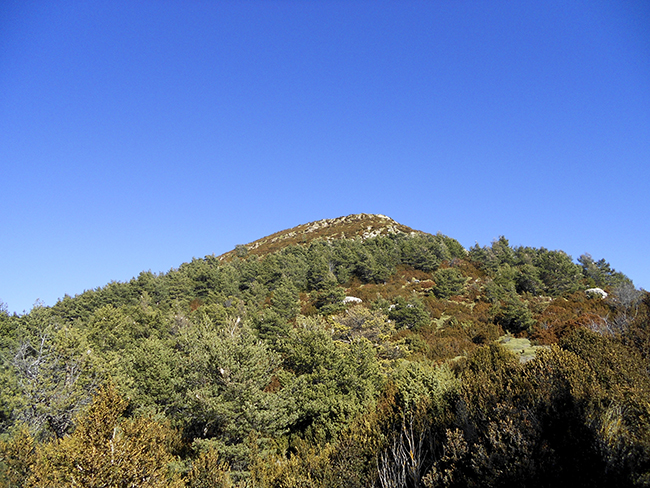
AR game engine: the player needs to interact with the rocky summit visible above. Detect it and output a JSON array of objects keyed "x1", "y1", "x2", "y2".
[{"x1": 219, "y1": 213, "x2": 422, "y2": 260}]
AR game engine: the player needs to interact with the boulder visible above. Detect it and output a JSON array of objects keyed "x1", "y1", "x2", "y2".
[
  {"x1": 343, "y1": 296, "x2": 363, "y2": 304},
  {"x1": 586, "y1": 287, "x2": 608, "y2": 299}
]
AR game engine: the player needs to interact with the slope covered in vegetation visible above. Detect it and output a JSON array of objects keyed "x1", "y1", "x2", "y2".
[{"x1": 1, "y1": 214, "x2": 648, "y2": 487}]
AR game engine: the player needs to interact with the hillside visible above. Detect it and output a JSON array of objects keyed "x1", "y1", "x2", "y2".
[{"x1": 1, "y1": 215, "x2": 649, "y2": 487}]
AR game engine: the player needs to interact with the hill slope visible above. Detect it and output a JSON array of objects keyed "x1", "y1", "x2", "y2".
[{"x1": 0, "y1": 214, "x2": 648, "y2": 487}]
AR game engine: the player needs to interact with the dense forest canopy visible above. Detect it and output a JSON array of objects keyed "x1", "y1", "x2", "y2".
[{"x1": 1, "y1": 214, "x2": 648, "y2": 487}]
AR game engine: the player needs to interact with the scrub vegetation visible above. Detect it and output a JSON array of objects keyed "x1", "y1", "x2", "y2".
[{"x1": 1, "y1": 214, "x2": 648, "y2": 487}]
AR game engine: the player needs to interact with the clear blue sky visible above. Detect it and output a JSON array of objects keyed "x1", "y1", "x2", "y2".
[{"x1": 1, "y1": 1, "x2": 648, "y2": 314}]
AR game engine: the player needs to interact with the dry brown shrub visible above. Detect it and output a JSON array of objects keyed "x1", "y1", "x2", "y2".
[{"x1": 531, "y1": 291, "x2": 610, "y2": 344}]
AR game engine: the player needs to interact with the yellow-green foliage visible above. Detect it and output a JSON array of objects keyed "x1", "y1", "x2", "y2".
[
  {"x1": 0, "y1": 425, "x2": 36, "y2": 488},
  {"x1": 29, "y1": 383, "x2": 184, "y2": 488},
  {"x1": 185, "y1": 447, "x2": 232, "y2": 488},
  {"x1": 251, "y1": 439, "x2": 335, "y2": 488}
]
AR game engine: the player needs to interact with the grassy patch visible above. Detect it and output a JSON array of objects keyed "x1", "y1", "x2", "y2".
[{"x1": 497, "y1": 334, "x2": 544, "y2": 363}]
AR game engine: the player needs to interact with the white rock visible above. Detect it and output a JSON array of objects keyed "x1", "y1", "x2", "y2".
[
  {"x1": 586, "y1": 288, "x2": 608, "y2": 299},
  {"x1": 343, "y1": 296, "x2": 363, "y2": 304}
]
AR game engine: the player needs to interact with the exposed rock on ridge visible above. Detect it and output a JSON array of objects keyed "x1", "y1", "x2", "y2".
[{"x1": 219, "y1": 213, "x2": 422, "y2": 260}]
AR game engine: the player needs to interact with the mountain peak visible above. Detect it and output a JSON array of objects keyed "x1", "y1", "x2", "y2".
[{"x1": 219, "y1": 213, "x2": 422, "y2": 260}]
